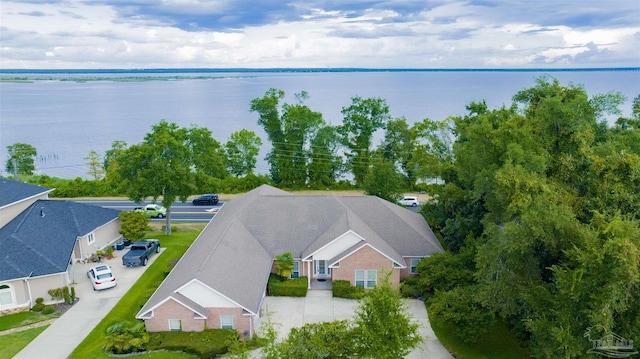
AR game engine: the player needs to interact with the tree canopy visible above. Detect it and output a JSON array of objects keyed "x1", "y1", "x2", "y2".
[
  {"x1": 418, "y1": 76, "x2": 640, "y2": 357},
  {"x1": 6, "y1": 143, "x2": 37, "y2": 177}
]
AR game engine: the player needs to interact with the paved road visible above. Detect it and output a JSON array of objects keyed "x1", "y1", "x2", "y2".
[
  {"x1": 74, "y1": 199, "x2": 222, "y2": 222},
  {"x1": 13, "y1": 248, "x2": 163, "y2": 359}
]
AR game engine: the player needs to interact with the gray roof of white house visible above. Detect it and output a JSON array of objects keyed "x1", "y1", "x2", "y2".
[
  {"x1": 0, "y1": 178, "x2": 53, "y2": 208},
  {"x1": 0, "y1": 200, "x2": 120, "y2": 281},
  {"x1": 138, "y1": 185, "x2": 443, "y2": 317}
]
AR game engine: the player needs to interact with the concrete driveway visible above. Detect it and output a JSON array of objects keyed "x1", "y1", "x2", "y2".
[
  {"x1": 259, "y1": 290, "x2": 453, "y2": 358},
  {"x1": 13, "y1": 248, "x2": 163, "y2": 359}
]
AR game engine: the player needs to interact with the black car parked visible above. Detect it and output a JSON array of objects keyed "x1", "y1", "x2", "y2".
[{"x1": 192, "y1": 194, "x2": 219, "y2": 205}]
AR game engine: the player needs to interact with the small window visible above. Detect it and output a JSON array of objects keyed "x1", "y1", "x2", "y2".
[
  {"x1": 355, "y1": 270, "x2": 365, "y2": 287},
  {"x1": 291, "y1": 261, "x2": 300, "y2": 279},
  {"x1": 366, "y1": 270, "x2": 377, "y2": 288},
  {"x1": 87, "y1": 233, "x2": 95, "y2": 245},
  {"x1": 410, "y1": 259, "x2": 421, "y2": 274},
  {"x1": 221, "y1": 315, "x2": 234, "y2": 329},
  {"x1": 169, "y1": 319, "x2": 181, "y2": 331},
  {"x1": 0, "y1": 284, "x2": 13, "y2": 306}
]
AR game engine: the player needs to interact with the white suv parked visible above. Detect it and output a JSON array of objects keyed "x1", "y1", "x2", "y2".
[{"x1": 399, "y1": 196, "x2": 419, "y2": 207}]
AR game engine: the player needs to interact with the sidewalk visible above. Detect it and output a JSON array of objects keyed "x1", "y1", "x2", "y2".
[{"x1": 13, "y1": 249, "x2": 162, "y2": 359}]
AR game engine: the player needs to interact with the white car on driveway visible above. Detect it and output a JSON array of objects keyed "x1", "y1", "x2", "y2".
[{"x1": 87, "y1": 265, "x2": 117, "y2": 291}]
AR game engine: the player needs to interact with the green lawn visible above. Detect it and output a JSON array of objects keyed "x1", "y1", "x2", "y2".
[
  {"x1": 69, "y1": 228, "x2": 201, "y2": 359},
  {"x1": 0, "y1": 311, "x2": 58, "y2": 332},
  {"x1": 428, "y1": 304, "x2": 531, "y2": 359},
  {"x1": 0, "y1": 325, "x2": 49, "y2": 359}
]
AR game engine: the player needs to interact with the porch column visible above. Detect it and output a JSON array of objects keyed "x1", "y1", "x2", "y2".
[{"x1": 307, "y1": 261, "x2": 311, "y2": 288}]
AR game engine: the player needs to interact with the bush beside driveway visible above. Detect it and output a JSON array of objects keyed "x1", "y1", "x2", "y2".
[{"x1": 260, "y1": 291, "x2": 453, "y2": 358}]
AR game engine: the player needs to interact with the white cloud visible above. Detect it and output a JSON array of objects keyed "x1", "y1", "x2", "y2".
[{"x1": 0, "y1": 0, "x2": 638, "y2": 68}]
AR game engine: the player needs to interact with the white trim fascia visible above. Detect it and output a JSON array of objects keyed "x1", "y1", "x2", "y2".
[
  {"x1": 302, "y1": 230, "x2": 365, "y2": 261},
  {"x1": 329, "y1": 243, "x2": 405, "y2": 268},
  {"x1": 175, "y1": 278, "x2": 257, "y2": 316},
  {"x1": 136, "y1": 296, "x2": 208, "y2": 319},
  {"x1": 0, "y1": 189, "x2": 54, "y2": 210}
]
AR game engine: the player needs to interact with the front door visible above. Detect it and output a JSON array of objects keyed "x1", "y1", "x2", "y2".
[{"x1": 314, "y1": 260, "x2": 330, "y2": 278}]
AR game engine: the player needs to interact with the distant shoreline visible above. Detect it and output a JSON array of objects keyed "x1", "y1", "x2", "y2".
[
  {"x1": 2, "y1": 67, "x2": 637, "y2": 83},
  {"x1": 0, "y1": 67, "x2": 638, "y2": 75}
]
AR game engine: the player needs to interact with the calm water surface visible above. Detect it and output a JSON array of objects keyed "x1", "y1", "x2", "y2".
[{"x1": 1, "y1": 70, "x2": 638, "y2": 178}]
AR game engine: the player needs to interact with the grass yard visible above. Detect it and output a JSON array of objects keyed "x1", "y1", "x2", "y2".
[
  {"x1": 428, "y1": 306, "x2": 531, "y2": 359},
  {"x1": 0, "y1": 325, "x2": 49, "y2": 359},
  {"x1": 69, "y1": 228, "x2": 202, "y2": 359},
  {"x1": 0, "y1": 311, "x2": 58, "y2": 332}
]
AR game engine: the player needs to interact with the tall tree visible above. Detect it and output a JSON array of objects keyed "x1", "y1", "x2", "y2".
[
  {"x1": 380, "y1": 117, "x2": 415, "y2": 188},
  {"x1": 338, "y1": 97, "x2": 390, "y2": 186},
  {"x1": 104, "y1": 140, "x2": 128, "y2": 185},
  {"x1": 307, "y1": 125, "x2": 342, "y2": 188},
  {"x1": 114, "y1": 120, "x2": 194, "y2": 235},
  {"x1": 6, "y1": 143, "x2": 37, "y2": 178},
  {"x1": 84, "y1": 149, "x2": 105, "y2": 180},
  {"x1": 225, "y1": 129, "x2": 263, "y2": 176},
  {"x1": 363, "y1": 155, "x2": 404, "y2": 203},
  {"x1": 251, "y1": 89, "x2": 324, "y2": 188}
]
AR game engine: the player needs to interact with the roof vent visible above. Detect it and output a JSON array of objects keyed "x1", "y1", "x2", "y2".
[{"x1": 40, "y1": 207, "x2": 45, "y2": 218}]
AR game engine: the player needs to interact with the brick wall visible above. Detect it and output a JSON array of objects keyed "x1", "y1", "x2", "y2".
[
  {"x1": 145, "y1": 298, "x2": 252, "y2": 336},
  {"x1": 144, "y1": 299, "x2": 205, "y2": 332},
  {"x1": 331, "y1": 245, "x2": 400, "y2": 287}
]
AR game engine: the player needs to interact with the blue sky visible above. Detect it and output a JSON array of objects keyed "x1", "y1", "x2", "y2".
[{"x1": 1, "y1": 0, "x2": 638, "y2": 69}]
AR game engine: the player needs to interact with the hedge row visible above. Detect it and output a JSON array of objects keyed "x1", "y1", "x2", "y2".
[
  {"x1": 147, "y1": 329, "x2": 237, "y2": 358},
  {"x1": 332, "y1": 280, "x2": 366, "y2": 299},
  {"x1": 267, "y1": 274, "x2": 308, "y2": 297}
]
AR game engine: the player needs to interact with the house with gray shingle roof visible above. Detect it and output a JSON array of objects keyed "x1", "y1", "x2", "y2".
[
  {"x1": 0, "y1": 179, "x2": 122, "y2": 315},
  {"x1": 136, "y1": 185, "x2": 443, "y2": 336}
]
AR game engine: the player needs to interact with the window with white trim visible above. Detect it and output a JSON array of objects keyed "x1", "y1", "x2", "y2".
[
  {"x1": 410, "y1": 258, "x2": 421, "y2": 274},
  {"x1": 291, "y1": 261, "x2": 300, "y2": 279},
  {"x1": 0, "y1": 284, "x2": 13, "y2": 307},
  {"x1": 169, "y1": 319, "x2": 181, "y2": 331},
  {"x1": 220, "y1": 315, "x2": 234, "y2": 329},
  {"x1": 355, "y1": 270, "x2": 377, "y2": 288},
  {"x1": 87, "y1": 233, "x2": 95, "y2": 245}
]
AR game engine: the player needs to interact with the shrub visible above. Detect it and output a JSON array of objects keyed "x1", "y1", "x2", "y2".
[
  {"x1": 267, "y1": 274, "x2": 308, "y2": 297},
  {"x1": 332, "y1": 280, "x2": 365, "y2": 299},
  {"x1": 32, "y1": 303, "x2": 45, "y2": 312},
  {"x1": 147, "y1": 329, "x2": 237, "y2": 358},
  {"x1": 399, "y1": 277, "x2": 423, "y2": 299},
  {"x1": 35, "y1": 297, "x2": 44, "y2": 304},
  {"x1": 104, "y1": 321, "x2": 150, "y2": 354},
  {"x1": 42, "y1": 305, "x2": 56, "y2": 315}
]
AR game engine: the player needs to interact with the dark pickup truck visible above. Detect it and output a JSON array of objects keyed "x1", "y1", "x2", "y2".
[{"x1": 122, "y1": 239, "x2": 161, "y2": 267}]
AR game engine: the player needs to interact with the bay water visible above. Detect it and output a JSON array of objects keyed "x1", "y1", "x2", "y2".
[{"x1": 1, "y1": 69, "x2": 638, "y2": 179}]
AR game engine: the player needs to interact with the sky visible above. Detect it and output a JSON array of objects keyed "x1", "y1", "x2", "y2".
[{"x1": 1, "y1": 0, "x2": 639, "y2": 69}]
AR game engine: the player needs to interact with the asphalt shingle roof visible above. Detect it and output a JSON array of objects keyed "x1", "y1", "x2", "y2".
[
  {"x1": 139, "y1": 185, "x2": 443, "y2": 318},
  {"x1": 0, "y1": 200, "x2": 120, "y2": 281},
  {"x1": 0, "y1": 178, "x2": 53, "y2": 208}
]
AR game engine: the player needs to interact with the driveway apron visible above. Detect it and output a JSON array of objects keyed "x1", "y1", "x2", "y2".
[
  {"x1": 260, "y1": 290, "x2": 452, "y2": 358},
  {"x1": 13, "y1": 249, "x2": 162, "y2": 359}
]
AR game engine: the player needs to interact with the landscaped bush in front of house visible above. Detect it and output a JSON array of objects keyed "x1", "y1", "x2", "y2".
[
  {"x1": 147, "y1": 329, "x2": 238, "y2": 358},
  {"x1": 399, "y1": 277, "x2": 423, "y2": 299},
  {"x1": 332, "y1": 280, "x2": 366, "y2": 299},
  {"x1": 267, "y1": 273, "x2": 308, "y2": 297},
  {"x1": 41, "y1": 305, "x2": 56, "y2": 315}
]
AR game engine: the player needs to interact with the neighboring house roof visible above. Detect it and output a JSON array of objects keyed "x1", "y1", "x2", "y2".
[
  {"x1": 0, "y1": 200, "x2": 120, "y2": 281},
  {"x1": 138, "y1": 185, "x2": 443, "y2": 319},
  {"x1": 0, "y1": 178, "x2": 53, "y2": 209}
]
